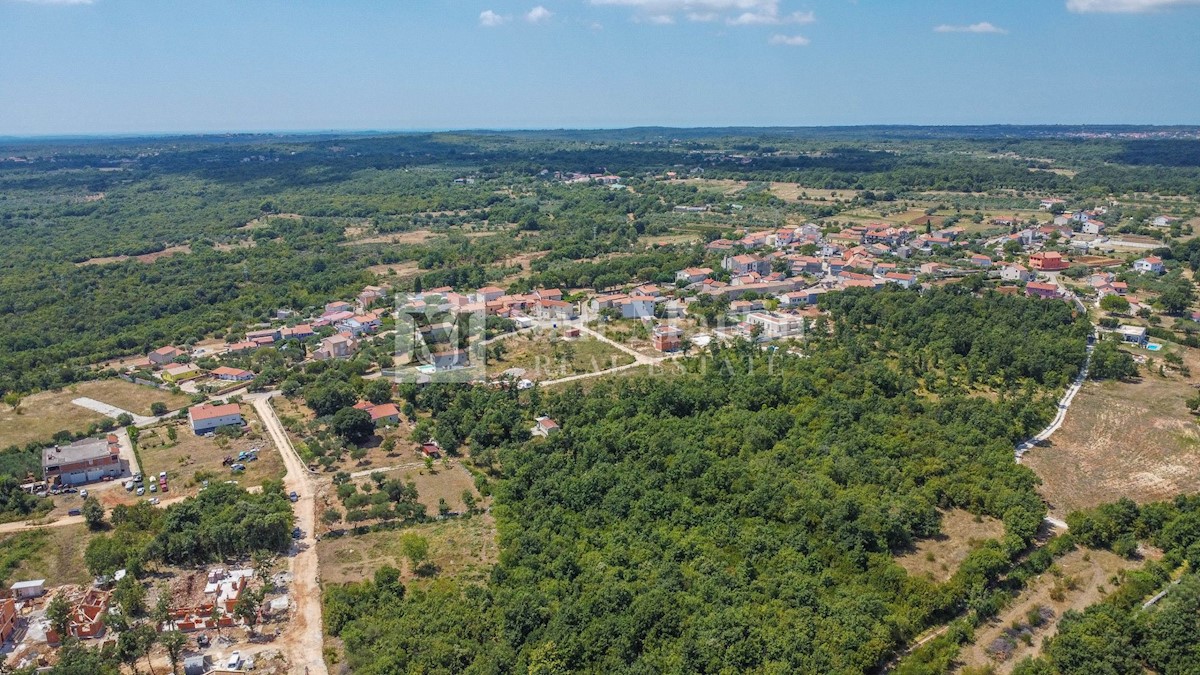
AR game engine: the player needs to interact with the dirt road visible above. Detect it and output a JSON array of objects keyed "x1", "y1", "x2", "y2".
[
  {"x1": 0, "y1": 493, "x2": 188, "y2": 535},
  {"x1": 250, "y1": 393, "x2": 327, "y2": 675}
]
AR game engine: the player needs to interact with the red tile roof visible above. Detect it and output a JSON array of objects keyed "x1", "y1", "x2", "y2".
[{"x1": 189, "y1": 403, "x2": 241, "y2": 421}]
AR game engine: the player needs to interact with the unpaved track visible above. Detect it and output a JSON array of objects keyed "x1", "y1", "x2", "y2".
[{"x1": 251, "y1": 393, "x2": 327, "y2": 675}]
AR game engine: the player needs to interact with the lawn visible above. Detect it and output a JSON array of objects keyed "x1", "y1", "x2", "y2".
[
  {"x1": 895, "y1": 509, "x2": 1006, "y2": 583},
  {"x1": 955, "y1": 548, "x2": 1144, "y2": 672},
  {"x1": 317, "y1": 513, "x2": 498, "y2": 586},
  {"x1": 1023, "y1": 345, "x2": 1200, "y2": 517},
  {"x1": 486, "y1": 333, "x2": 634, "y2": 380},
  {"x1": 136, "y1": 406, "x2": 285, "y2": 496}
]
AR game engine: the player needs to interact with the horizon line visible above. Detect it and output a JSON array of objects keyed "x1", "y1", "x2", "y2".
[{"x1": 3, "y1": 122, "x2": 1200, "y2": 143}]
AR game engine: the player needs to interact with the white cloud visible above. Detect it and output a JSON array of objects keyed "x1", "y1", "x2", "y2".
[
  {"x1": 728, "y1": 9, "x2": 814, "y2": 24},
  {"x1": 479, "y1": 9, "x2": 509, "y2": 26},
  {"x1": 525, "y1": 5, "x2": 554, "y2": 22},
  {"x1": 933, "y1": 21, "x2": 1008, "y2": 33},
  {"x1": 591, "y1": 0, "x2": 815, "y2": 27},
  {"x1": 768, "y1": 33, "x2": 810, "y2": 45},
  {"x1": 1067, "y1": 0, "x2": 1200, "y2": 11}
]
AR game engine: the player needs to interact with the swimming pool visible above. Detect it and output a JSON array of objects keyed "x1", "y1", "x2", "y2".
[{"x1": 1147, "y1": 343, "x2": 1163, "y2": 351}]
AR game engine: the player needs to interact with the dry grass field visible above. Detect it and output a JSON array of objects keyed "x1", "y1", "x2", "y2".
[
  {"x1": 954, "y1": 548, "x2": 1144, "y2": 673},
  {"x1": 2, "y1": 524, "x2": 96, "y2": 587},
  {"x1": 74, "y1": 380, "x2": 193, "y2": 415},
  {"x1": 0, "y1": 390, "x2": 106, "y2": 448},
  {"x1": 486, "y1": 334, "x2": 634, "y2": 380},
  {"x1": 0, "y1": 380, "x2": 192, "y2": 449},
  {"x1": 1023, "y1": 349, "x2": 1200, "y2": 518},
  {"x1": 75, "y1": 244, "x2": 192, "y2": 266},
  {"x1": 317, "y1": 513, "x2": 498, "y2": 586},
  {"x1": 896, "y1": 509, "x2": 1007, "y2": 582}
]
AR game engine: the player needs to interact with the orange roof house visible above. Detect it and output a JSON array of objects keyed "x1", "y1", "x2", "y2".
[{"x1": 1029, "y1": 251, "x2": 1069, "y2": 271}]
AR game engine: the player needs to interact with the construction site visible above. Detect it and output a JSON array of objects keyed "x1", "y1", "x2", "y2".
[{"x1": 1, "y1": 564, "x2": 296, "y2": 673}]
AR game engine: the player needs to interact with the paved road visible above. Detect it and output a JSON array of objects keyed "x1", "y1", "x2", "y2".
[
  {"x1": 250, "y1": 393, "x2": 327, "y2": 675},
  {"x1": 1015, "y1": 331, "x2": 1095, "y2": 461},
  {"x1": 71, "y1": 397, "x2": 161, "y2": 426}
]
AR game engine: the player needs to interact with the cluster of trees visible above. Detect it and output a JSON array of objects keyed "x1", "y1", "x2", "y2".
[
  {"x1": 1089, "y1": 339, "x2": 1139, "y2": 381},
  {"x1": 84, "y1": 481, "x2": 294, "y2": 577},
  {"x1": 329, "y1": 472, "x2": 424, "y2": 526},
  {"x1": 323, "y1": 289, "x2": 1085, "y2": 673},
  {"x1": 0, "y1": 474, "x2": 51, "y2": 522},
  {"x1": 819, "y1": 284, "x2": 1091, "y2": 391}
]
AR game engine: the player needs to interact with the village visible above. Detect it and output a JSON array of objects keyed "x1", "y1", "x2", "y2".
[{"x1": 2, "y1": 174, "x2": 1197, "y2": 674}]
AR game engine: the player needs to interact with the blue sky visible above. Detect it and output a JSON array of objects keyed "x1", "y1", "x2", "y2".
[{"x1": 1, "y1": 0, "x2": 1199, "y2": 135}]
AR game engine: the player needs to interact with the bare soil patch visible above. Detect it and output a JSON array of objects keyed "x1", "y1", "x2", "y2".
[
  {"x1": 75, "y1": 244, "x2": 191, "y2": 266},
  {"x1": 342, "y1": 229, "x2": 434, "y2": 246},
  {"x1": 367, "y1": 261, "x2": 421, "y2": 278},
  {"x1": 896, "y1": 509, "x2": 1006, "y2": 582}
]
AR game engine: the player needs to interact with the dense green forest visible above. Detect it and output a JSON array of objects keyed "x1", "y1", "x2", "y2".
[{"x1": 323, "y1": 287, "x2": 1088, "y2": 674}]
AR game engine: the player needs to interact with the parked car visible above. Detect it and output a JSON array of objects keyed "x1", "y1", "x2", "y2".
[
  {"x1": 288, "y1": 491, "x2": 299, "y2": 503},
  {"x1": 292, "y1": 527, "x2": 302, "y2": 539},
  {"x1": 230, "y1": 463, "x2": 246, "y2": 472},
  {"x1": 133, "y1": 473, "x2": 143, "y2": 483},
  {"x1": 124, "y1": 481, "x2": 134, "y2": 491},
  {"x1": 79, "y1": 489, "x2": 88, "y2": 499},
  {"x1": 149, "y1": 483, "x2": 157, "y2": 493},
  {"x1": 147, "y1": 497, "x2": 160, "y2": 505},
  {"x1": 68, "y1": 508, "x2": 81, "y2": 516},
  {"x1": 158, "y1": 471, "x2": 167, "y2": 479},
  {"x1": 227, "y1": 651, "x2": 241, "y2": 669},
  {"x1": 136, "y1": 486, "x2": 145, "y2": 496}
]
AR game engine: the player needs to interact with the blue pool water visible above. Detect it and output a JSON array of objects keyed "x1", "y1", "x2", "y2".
[{"x1": 1147, "y1": 343, "x2": 1163, "y2": 351}]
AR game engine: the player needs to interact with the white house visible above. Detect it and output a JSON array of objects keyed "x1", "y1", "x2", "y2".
[
  {"x1": 1133, "y1": 256, "x2": 1165, "y2": 275},
  {"x1": 1081, "y1": 220, "x2": 1105, "y2": 235},
  {"x1": 533, "y1": 416, "x2": 560, "y2": 437},
  {"x1": 1116, "y1": 325, "x2": 1148, "y2": 345},
  {"x1": 675, "y1": 267, "x2": 713, "y2": 285},
  {"x1": 188, "y1": 403, "x2": 244, "y2": 435},
  {"x1": 882, "y1": 272, "x2": 918, "y2": 289},
  {"x1": 1000, "y1": 264, "x2": 1035, "y2": 283},
  {"x1": 744, "y1": 312, "x2": 804, "y2": 339},
  {"x1": 618, "y1": 296, "x2": 657, "y2": 319}
]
